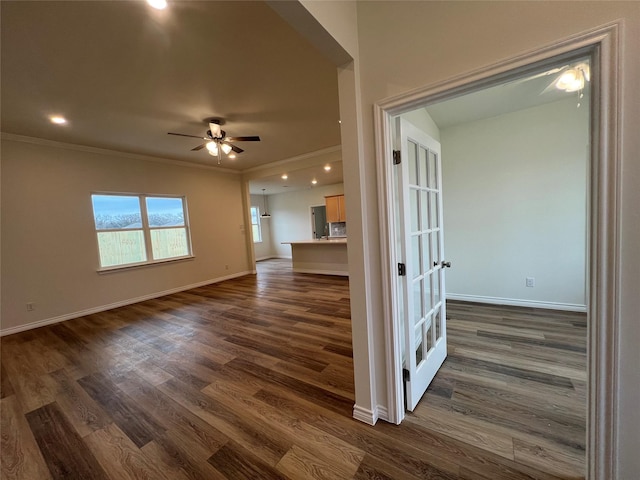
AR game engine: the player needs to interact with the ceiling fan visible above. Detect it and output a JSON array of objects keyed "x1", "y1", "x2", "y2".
[{"x1": 168, "y1": 119, "x2": 260, "y2": 164}]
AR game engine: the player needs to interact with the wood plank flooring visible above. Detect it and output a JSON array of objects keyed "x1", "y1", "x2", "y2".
[{"x1": 1, "y1": 259, "x2": 586, "y2": 479}]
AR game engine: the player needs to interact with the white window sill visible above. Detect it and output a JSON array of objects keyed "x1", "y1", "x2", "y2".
[{"x1": 97, "y1": 255, "x2": 195, "y2": 274}]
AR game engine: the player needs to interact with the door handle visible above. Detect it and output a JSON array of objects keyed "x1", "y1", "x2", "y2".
[{"x1": 434, "y1": 260, "x2": 451, "y2": 268}]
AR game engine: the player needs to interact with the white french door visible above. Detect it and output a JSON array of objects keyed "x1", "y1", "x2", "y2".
[{"x1": 395, "y1": 118, "x2": 449, "y2": 411}]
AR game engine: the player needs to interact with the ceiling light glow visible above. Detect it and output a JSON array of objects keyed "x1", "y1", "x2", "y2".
[
  {"x1": 49, "y1": 115, "x2": 67, "y2": 125},
  {"x1": 147, "y1": 0, "x2": 167, "y2": 10},
  {"x1": 205, "y1": 142, "x2": 218, "y2": 154},
  {"x1": 228, "y1": 153, "x2": 237, "y2": 159},
  {"x1": 323, "y1": 165, "x2": 331, "y2": 172},
  {"x1": 555, "y1": 64, "x2": 590, "y2": 93},
  {"x1": 281, "y1": 174, "x2": 288, "y2": 180},
  {"x1": 311, "y1": 179, "x2": 318, "y2": 185}
]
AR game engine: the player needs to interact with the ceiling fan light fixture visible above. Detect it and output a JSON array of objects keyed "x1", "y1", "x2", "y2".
[
  {"x1": 221, "y1": 143, "x2": 232, "y2": 155},
  {"x1": 556, "y1": 68, "x2": 585, "y2": 92},
  {"x1": 261, "y1": 189, "x2": 271, "y2": 218},
  {"x1": 205, "y1": 142, "x2": 218, "y2": 154},
  {"x1": 49, "y1": 115, "x2": 67, "y2": 125},
  {"x1": 209, "y1": 122, "x2": 222, "y2": 138},
  {"x1": 147, "y1": 0, "x2": 167, "y2": 10}
]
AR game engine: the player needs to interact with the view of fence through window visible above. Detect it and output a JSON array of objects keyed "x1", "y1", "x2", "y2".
[{"x1": 92, "y1": 194, "x2": 191, "y2": 268}]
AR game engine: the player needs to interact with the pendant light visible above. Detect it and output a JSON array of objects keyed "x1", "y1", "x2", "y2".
[{"x1": 261, "y1": 188, "x2": 271, "y2": 218}]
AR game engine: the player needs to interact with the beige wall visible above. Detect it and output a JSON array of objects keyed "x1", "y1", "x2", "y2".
[
  {"x1": 442, "y1": 97, "x2": 588, "y2": 308},
  {"x1": 1, "y1": 137, "x2": 251, "y2": 334},
  {"x1": 268, "y1": 183, "x2": 345, "y2": 258},
  {"x1": 300, "y1": 0, "x2": 639, "y2": 476}
]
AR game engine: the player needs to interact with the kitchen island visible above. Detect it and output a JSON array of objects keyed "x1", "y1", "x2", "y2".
[{"x1": 281, "y1": 238, "x2": 348, "y2": 276}]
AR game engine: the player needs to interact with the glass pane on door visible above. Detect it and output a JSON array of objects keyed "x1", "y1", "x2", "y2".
[
  {"x1": 424, "y1": 274, "x2": 433, "y2": 314},
  {"x1": 420, "y1": 191, "x2": 429, "y2": 230},
  {"x1": 415, "y1": 323, "x2": 424, "y2": 365},
  {"x1": 409, "y1": 141, "x2": 418, "y2": 185},
  {"x1": 428, "y1": 150, "x2": 438, "y2": 189},
  {"x1": 434, "y1": 269, "x2": 441, "y2": 306},
  {"x1": 425, "y1": 316, "x2": 433, "y2": 353},
  {"x1": 419, "y1": 145, "x2": 428, "y2": 187},
  {"x1": 413, "y1": 280, "x2": 423, "y2": 325},
  {"x1": 412, "y1": 236, "x2": 421, "y2": 279},
  {"x1": 434, "y1": 307, "x2": 442, "y2": 342},
  {"x1": 433, "y1": 231, "x2": 440, "y2": 266},
  {"x1": 410, "y1": 189, "x2": 420, "y2": 232},
  {"x1": 430, "y1": 192, "x2": 439, "y2": 229}
]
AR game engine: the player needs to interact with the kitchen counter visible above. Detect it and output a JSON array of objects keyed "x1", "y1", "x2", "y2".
[
  {"x1": 281, "y1": 238, "x2": 348, "y2": 276},
  {"x1": 282, "y1": 238, "x2": 347, "y2": 245}
]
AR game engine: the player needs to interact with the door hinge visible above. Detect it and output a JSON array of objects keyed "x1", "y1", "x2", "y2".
[
  {"x1": 398, "y1": 263, "x2": 406, "y2": 276},
  {"x1": 393, "y1": 150, "x2": 401, "y2": 165},
  {"x1": 403, "y1": 368, "x2": 410, "y2": 381}
]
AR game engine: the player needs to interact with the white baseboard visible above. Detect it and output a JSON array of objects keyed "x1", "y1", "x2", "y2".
[
  {"x1": 353, "y1": 405, "x2": 377, "y2": 425},
  {"x1": 292, "y1": 267, "x2": 348, "y2": 277},
  {"x1": 0, "y1": 270, "x2": 252, "y2": 337},
  {"x1": 447, "y1": 293, "x2": 587, "y2": 313},
  {"x1": 376, "y1": 405, "x2": 389, "y2": 423},
  {"x1": 352, "y1": 404, "x2": 389, "y2": 425}
]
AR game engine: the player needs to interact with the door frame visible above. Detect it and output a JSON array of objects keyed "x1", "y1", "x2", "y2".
[{"x1": 374, "y1": 23, "x2": 620, "y2": 480}]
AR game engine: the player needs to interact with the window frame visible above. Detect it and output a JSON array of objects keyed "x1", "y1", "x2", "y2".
[
  {"x1": 250, "y1": 206, "x2": 262, "y2": 243},
  {"x1": 91, "y1": 192, "x2": 194, "y2": 272}
]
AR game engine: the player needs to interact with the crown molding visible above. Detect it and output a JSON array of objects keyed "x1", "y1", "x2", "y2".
[
  {"x1": 242, "y1": 145, "x2": 341, "y2": 174},
  {"x1": 0, "y1": 132, "x2": 241, "y2": 175}
]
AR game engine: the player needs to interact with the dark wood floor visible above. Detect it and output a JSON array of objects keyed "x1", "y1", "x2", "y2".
[{"x1": 1, "y1": 259, "x2": 586, "y2": 479}]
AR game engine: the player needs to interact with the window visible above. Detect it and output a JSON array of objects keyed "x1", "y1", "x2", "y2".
[
  {"x1": 91, "y1": 193, "x2": 192, "y2": 269},
  {"x1": 250, "y1": 206, "x2": 262, "y2": 243}
]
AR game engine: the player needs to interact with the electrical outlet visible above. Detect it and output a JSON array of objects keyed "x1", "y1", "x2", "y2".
[
  {"x1": 526, "y1": 277, "x2": 535, "y2": 287},
  {"x1": 26, "y1": 302, "x2": 35, "y2": 311}
]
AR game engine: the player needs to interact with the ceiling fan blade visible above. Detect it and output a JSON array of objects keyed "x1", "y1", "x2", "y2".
[
  {"x1": 225, "y1": 136, "x2": 260, "y2": 142},
  {"x1": 168, "y1": 132, "x2": 207, "y2": 140},
  {"x1": 221, "y1": 140, "x2": 244, "y2": 153},
  {"x1": 191, "y1": 143, "x2": 206, "y2": 151},
  {"x1": 227, "y1": 142, "x2": 244, "y2": 154}
]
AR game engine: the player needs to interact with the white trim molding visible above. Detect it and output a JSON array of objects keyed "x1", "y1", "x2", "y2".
[
  {"x1": 292, "y1": 268, "x2": 349, "y2": 277},
  {"x1": 374, "y1": 22, "x2": 621, "y2": 480},
  {"x1": 447, "y1": 294, "x2": 587, "y2": 313},
  {"x1": 1, "y1": 133, "x2": 241, "y2": 174},
  {"x1": 0, "y1": 271, "x2": 252, "y2": 337},
  {"x1": 352, "y1": 404, "x2": 390, "y2": 425}
]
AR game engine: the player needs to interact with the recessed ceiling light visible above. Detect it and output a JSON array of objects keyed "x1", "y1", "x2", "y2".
[
  {"x1": 324, "y1": 165, "x2": 331, "y2": 172},
  {"x1": 147, "y1": 0, "x2": 167, "y2": 9},
  {"x1": 281, "y1": 174, "x2": 288, "y2": 180},
  {"x1": 49, "y1": 115, "x2": 67, "y2": 125},
  {"x1": 311, "y1": 179, "x2": 318, "y2": 185},
  {"x1": 228, "y1": 153, "x2": 237, "y2": 159}
]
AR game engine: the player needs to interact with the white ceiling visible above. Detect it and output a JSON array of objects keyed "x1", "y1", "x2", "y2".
[
  {"x1": 2, "y1": 1, "x2": 589, "y2": 196},
  {"x1": 426, "y1": 63, "x2": 590, "y2": 128},
  {"x1": 1, "y1": 1, "x2": 341, "y2": 171}
]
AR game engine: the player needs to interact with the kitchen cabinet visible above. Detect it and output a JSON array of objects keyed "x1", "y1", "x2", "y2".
[{"x1": 325, "y1": 194, "x2": 346, "y2": 223}]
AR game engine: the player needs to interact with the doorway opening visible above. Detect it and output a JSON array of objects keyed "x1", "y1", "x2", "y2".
[
  {"x1": 375, "y1": 25, "x2": 620, "y2": 480},
  {"x1": 311, "y1": 205, "x2": 328, "y2": 239}
]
